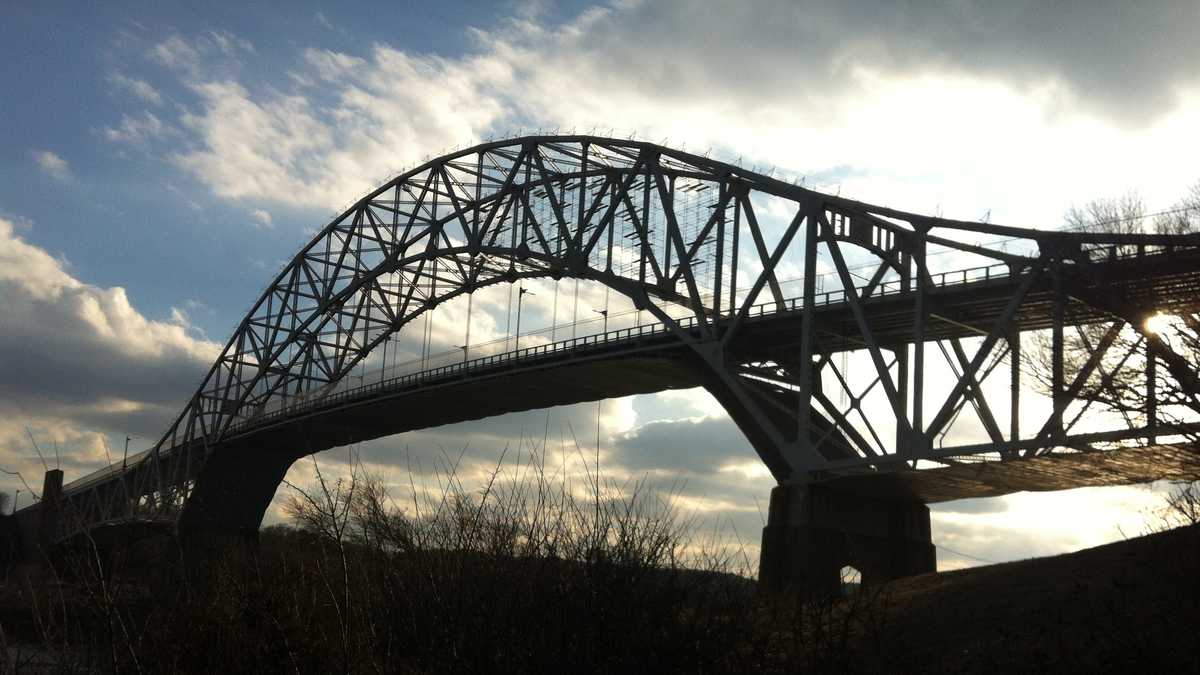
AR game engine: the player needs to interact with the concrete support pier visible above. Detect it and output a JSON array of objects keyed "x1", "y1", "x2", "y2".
[
  {"x1": 758, "y1": 484, "x2": 936, "y2": 595},
  {"x1": 38, "y1": 469, "x2": 64, "y2": 552},
  {"x1": 178, "y1": 446, "x2": 299, "y2": 545},
  {"x1": 10, "y1": 469, "x2": 65, "y2": 564}
]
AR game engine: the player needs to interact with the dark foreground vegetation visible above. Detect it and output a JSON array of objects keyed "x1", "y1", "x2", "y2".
[{"x1": 1, "y1": 462, "x2": 1198, "y2": 673}]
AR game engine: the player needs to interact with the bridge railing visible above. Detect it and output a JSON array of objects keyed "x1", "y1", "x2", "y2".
[
  {"x1": 230, "y1": 316, "x2": 696, "y2": 434},
  {"x1": 59, "y1": 242, "x2": 1198, "y2": 501},
  {"x1": 228, "y1": 259, "x2": 1023, "y2": 436},
  {"x1": 738, "y1": 261, "x2": 1014, "y2": 320}
]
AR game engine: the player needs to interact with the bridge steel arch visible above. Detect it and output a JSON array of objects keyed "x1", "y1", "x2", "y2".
[
  {"x1": 162, "y1": 134, "x2": 879, "y2": 531},
  {"x1": 32, "y1": 136, "x2": 1200, "y2": 590}
]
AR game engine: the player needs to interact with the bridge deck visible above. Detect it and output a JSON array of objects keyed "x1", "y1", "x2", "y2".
[
  {"x1": 55, "y1": 248, "x2": 1200, "y2": 507},
  {"x1": 223, "y1": 247, "x2": 1200, "y2": 443},
  {"x1": 822, "y1": 443, "x2": 1200, "y2": 503}
]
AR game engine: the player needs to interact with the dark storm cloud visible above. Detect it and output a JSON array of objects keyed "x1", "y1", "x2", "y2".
[
  {"x1": 562, "y1": 0, "x2": 1199, "y2": 125},
  {"x1": 350, "y1": 406, "x2": 765, "y2": 493},
  {"x1": 612, "y1": 415, "x2": 758, "y2": 473},
  {"x1": 0, "y1": 285, "x2": 208, "y2": 421},
  {"x1": 351, "y1": 400, "x2": 620, "y2": 474},
  {"x1": 0, "y1": 219, "x2": 217, "y2": 442},
  {"x1": 649, "y1": 467, "x2": 772, "y2": 508}
]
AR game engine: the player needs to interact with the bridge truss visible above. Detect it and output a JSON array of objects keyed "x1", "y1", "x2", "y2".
[{"x1": 43, "y1": 136, "x2": 1200, "y2": 536}]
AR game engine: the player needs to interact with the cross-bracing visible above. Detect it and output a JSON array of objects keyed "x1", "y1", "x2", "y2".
[{"x1": 20, "y1": 137, "x2": 1200, "y2": 570}]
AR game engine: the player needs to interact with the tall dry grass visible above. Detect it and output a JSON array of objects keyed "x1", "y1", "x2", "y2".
[{"x1": 0, "y1": 444, "x2": 894, "y2": 674}]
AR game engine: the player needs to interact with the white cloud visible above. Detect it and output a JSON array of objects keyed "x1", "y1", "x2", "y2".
[
  {"x1": 0, "y1": 214, "x2": 221, "y2": 499},
  {"x1": 314, "y1": 12, "x2": 336, "y2": 31},
  {"x1": 0, "y1": 211, "x2": 77, "y2": 290},
  {"x1": 31, "y1": 150, "x2": 71, "y2": 181},
  {"x1": 173, "y1": 80, "x2": 338, "y2": 203},
  {"x1": 102, "y1": 111, "x2": 171, "y2": 144},
  {"x1": 147, "y1": 31, "x2": 255, "y2": 81},
  {"x1": 150, "y1": 34, "x2": 202, "y2": 72},
  {"x1": 167, "y1": 45, "x2": 509, "y2": 209},
  {"x1": 108, "y1": 71, "x2": 163, "y2": 105},
  {"x1": 250, "y1": 208, "x2": 273, "y2": 228},
  {"x1": 207, "y1": 29, "x2": 254, "y2": 56},
  {"x1": 0, "y1": 213, "x2": 217, "y2": 381},
  {"x1": 117, "y1": 6, "x2": 1199, "y2": 228}
]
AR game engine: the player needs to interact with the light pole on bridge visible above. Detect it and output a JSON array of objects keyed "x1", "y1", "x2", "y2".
[
  {"x1": 380, "y1": 334, "x2": 389, "y2": 384},
  {"x1": 590, "y1": 308, "x2": 609, "y2": 489},
  {"x1": 593, "y1": 308, "x2": 608, "y2": 334},
  {"x1": 515, "y1": 287, "x2": 534, "y2": 351}
]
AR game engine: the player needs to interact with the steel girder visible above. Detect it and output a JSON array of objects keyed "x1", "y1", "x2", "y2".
[{"x1": 44, "y1": 135, "x2": 1200, "y2": 536}]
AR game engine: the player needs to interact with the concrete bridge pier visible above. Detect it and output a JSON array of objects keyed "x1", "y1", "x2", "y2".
[
  {"x1": 5, "y1": 469, "x2": 64, "y2": 569},
  {"x1": 758, "y1": 484, "x2": 936, "y2": 595},
  {"x1": 178, "y1": 446, "x2": 299, "y2": 549},
  {"x1": 38, "y1": 469, "x2": 64, "y2": 552}
]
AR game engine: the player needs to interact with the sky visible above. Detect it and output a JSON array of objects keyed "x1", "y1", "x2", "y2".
[{"x1": 2, "y1": 0, "x2": 1199, "y2": 571}]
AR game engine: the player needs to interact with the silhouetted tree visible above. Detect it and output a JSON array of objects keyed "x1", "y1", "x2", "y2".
[
  {"x1": 1163, "y1": 480, "x2": 1200, "y2": 527},
  {"x1": 1031, "y1": 184, "x2": 1200, "y2": 529}
]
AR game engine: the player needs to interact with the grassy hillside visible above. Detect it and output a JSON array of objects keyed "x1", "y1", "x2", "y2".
[{"x1": 835, "y1": 522, "x2": 1200, "y2": 672}]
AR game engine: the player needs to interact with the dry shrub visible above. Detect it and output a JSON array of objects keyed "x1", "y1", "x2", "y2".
[{"x1": 1, "y1": 444, "x2": 898, "y2": 674}]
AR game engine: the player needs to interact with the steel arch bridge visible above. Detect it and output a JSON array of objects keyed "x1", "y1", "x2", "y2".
[{"x1": 24, "y1": 135, "x2": 1200, "y2": 584}]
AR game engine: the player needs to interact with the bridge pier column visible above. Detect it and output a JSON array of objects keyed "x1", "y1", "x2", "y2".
[
  {"x1": 38, "y1": 469, "x2": 64, "y2": 553},
  {"x1": 178, "y1": 446, "x2": 298, "y2": 547},
  {"x1": 758, "y1": 484, "x2": 935, "y2": 596},
  {"x1": 10, "y1": 469, "x2": 65, "y2": 567}
]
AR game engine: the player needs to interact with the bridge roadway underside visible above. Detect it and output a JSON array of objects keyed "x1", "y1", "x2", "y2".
[
  {"x1": 821, "y1": 443, "x2": 1200, "y2": 501},
  {"x1": 181, "y1": 348, "x2": 711, "y2": 534},
  {"x1": 181, "y1": 361, "x2": 1200, "y2": 539},
  {"x1": 178, "y1": 249, "x2": 1200, "y2": 567}
]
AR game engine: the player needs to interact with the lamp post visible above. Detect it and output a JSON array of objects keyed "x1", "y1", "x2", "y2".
[
  {"x1": 463, "y1": 292, "x2": 473, "y2": 364},
  {"x1": 593, "y1": 308, "x2": 608, "y2": 334},
  {"x1": 515, "y1": 287, "x2": 534, "y2": 351},
  {"x1": 380, "y1": 333, "x2": 389, "y2": 384},
  {"x1": 590, "y1": 306, "x2": 609, "y2": 494}
]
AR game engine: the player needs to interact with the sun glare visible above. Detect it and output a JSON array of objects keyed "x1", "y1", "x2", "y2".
[{"x1": 1145, "y1": 313, "x2": 1172, "y2": 335}]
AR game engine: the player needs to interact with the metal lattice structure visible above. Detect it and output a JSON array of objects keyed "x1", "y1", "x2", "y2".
[{"x1": 39, "y1": 135, "x2": 1200, "y2": 537}]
